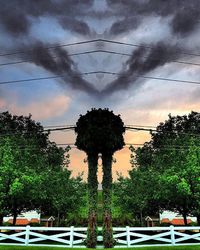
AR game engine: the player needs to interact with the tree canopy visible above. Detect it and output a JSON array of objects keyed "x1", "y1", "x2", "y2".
[
  {"x1": 114, "y1": 111, "x2": 200, "y2": 226},
  {"x1": 0, "y1": 111, "x2": 85, "y2": 226},
  {"x1": 75, "y1": 108, "x2": 125, "y2": 154}
]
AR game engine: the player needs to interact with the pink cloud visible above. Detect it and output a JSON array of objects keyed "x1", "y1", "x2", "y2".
[
  {"x1": 1, "y1": 95, "x2": 71, "y2": 120},
  {"x1": 0, "y1": 99, "x2": 6, "y2": 108}
]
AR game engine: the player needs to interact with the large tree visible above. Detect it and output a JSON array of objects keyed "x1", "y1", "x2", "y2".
[
  {"x1": 0, "y1": 111, "x2": 85, "y2": 226},
  {"x1": 114, "y1": 112, "x2": 200, "y2": 226},
  {"x1": 149, "y1": 112, "x2": 200, "y2": 224},
  {"x1": 0, "y1": 137, "x2": 44, "y2": 225},
  {"x1": 40, "y1": 168, "x2": 86, "y2": 226},
  {"x1": 75, "y1": 108, "x2": 125, "y2": 248},
  {"x1": 113, "y1": 147, "x2": 160, "y2": 226},
  {"x1": 154, "y1": 138, "x2": 200, "y2": 225}
]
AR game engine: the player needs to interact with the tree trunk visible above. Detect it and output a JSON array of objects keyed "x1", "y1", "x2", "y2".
[
  {"x1": 0, "y1": 215, "x2": 3, "y2": 226},
  {"x1": 183, "y1": 213, "x2": 188, "y2": 226},
  {"x1": 102, "y1": 152, "x2": 114, "y2": 248},
  {"x1": 140, "y1": 210, "x2": 143, "y2": 227},
  {"x1": 87, "y1": 152, "x2": 98, "y2": 248},
  {"x1": 57, "y1": 211, "x2": 60, "y2": 226},
  {"x1": 197, "y1": 214, "x2": 200, "y2": 226},
  {"x1": 13, "y1": 210, "x2": 18, "y2": 226}
]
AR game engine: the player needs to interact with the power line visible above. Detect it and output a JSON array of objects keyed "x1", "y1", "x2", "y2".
[
  {"x1": 125, "y1": 126, "x2": 200, "y2": 138},
  {"x1": 138, "y1": 74, "x2": 200, "y2": 86},
  {"x1": 44, "y1": 125, "x2": 75, "y2": 128},
  {"x1": 0, "y1": 72, "x2": 112, "y2": 85},
  {"x1": 0, "y1": 50, "x2": 131, "y2": 67},
  {"x1": 99, "y1": 39, "x2": 200, "y2": 58},
  {"x1": 0, "y1": 75, "x2": 62, "y2": 85},
  {"x1": 0, "y1": 126, "x2": 74, "y2": 138},
  {"x1": 98, "y1": 71, "x2": 200, "y2": 86},
  {"x1": 1, "y1": 71, "x2": 200, "y2": 87},
  {"x1": 47, "y1": 123, "x2": 200, "y2": 133},
  {"x1": 2, "y1": 142, "x2": 200, "y2": 151},
  {"x1": 0, "y1": 39, "x2": 102, "y2": 57},
  {"x1": 2, "y1": 49, "x2": 200, "y2": 69},
  {"x1": 2, "y1": 38, "x2": 200, "y2": 60},
  {"x1": 126, "y1": 124, "x2": 157, "y2": 129},
  {"x1": 1, "y1": 125, "x2": 200, "y2": 139},
  {"x1": 125, "y1": 126, "x2": 156, "y2": 132},
  {"x1": 1, "y1": 123, "x2": 200, "y2": 134},
  {"x1": 0, "y1": 125, "x2": 74, "y2": 134},
  {"x1": 44, "y1": 126, "x2": 75, "y2": 131}
]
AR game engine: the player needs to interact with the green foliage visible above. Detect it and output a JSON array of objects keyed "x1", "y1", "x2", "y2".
[
  {"x1": 0, "y1": 111, "x2": 85, "y2": 226},
  {"x1": 0, "y1": 137, "x2": 44, "y2": 224},
  {"x1": 113, "y1": 168, "x2": 159, "y2": 227},
  {"x1": 112, "y1": 193, "x2": 134, "y2": 226},
  {"x1": 40, "y1": 168, "x2": 86, "y2": 226},
  {"x1": 115, "y1": 112, "x2": 200, "y2": 226},
  {"x1": 2, "y1": 221, "x2": 13, "y2": 226},
  {"x1": 150, "y1": 129, "x2": 200, "y2": 225}
]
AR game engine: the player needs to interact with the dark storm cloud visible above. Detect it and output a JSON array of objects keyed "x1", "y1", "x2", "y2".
[
  {"x1": 0, "y1": 0, "x2": 93, "y2": 36},
  {"x1": 107, "y1": 0, "x2": 200, "y2": 36},
  {"x1": 101, "y1": 42, "x2": 180, "y2": 96},
  {"x1": 109, "y1": 17, "x2": 140, "y2": 35},
  {"x1": 1, "y1": 0, "x2": 200, "y2": 98},
  {"x1": 59, "y1": 17, "x2": 91, "y2": 36},
  {"x1": 171, "y1": 8, "x2": 199, "y2": 36},
  {"x1": 22, "y1": 42, "x2": 98, "y2": 95},
  {"x1": 0, "y1": 0, "x2": 98, "y2": 95},
  {"x1": 96, "y1": 0, "x2": 200, "y2": 97}
]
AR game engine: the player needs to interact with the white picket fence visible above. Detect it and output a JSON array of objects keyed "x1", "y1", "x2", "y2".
[{"x1": 0, "y1": 226, "x2": 200, "y2": 248}]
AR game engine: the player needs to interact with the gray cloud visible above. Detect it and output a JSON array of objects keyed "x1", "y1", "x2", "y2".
[
  {"x1": 171, "y1": 8, "x2": 199, "y2": 36},
  {"x1": 109, "y1": 17, "x2": 140, "y2": 36},
  {"x1": 59, "y1": 17, "x2": 92, "y2": 36},
  {"x1": 0, "y1": 0, "x2": 93, "y2": 37},
  {"x1": 96, "y1": 0, "x2": 200, "y2": 97},
  {"x1": 0, "y1": 0, "x2": 99, "y2": 96},
  {"x1": 106, "y1": 0, "x2": 200, "y2": 36},
  {"x1": 22, "y1": 42, "x2": 98, "y2": 95},
  {"x1": 1, "y1": 0, "x2": 200, "y2": 99},
  {"x1": 101, "y1": 42, "x2": 180, "y2": 96}
]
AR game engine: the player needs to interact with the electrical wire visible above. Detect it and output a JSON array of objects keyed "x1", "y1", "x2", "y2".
[
  {"x1": 2, "y1": 49, "x2": 200, "y2": 68},
  {"x1": 1, "y1": 142, "x2": 200, "y2": 151},
  {"x1": 97, "y1": 71, "x2": 200, "y2": 86},
  {"x1": 0, "y1": 50, "x2": 131, "y2": 67},
  {"x1": 125, "y1": 126, "x2": 200, "y2": 138},
  {"x1": 1, "y1": 38, "x2": 200, "y2": 59},
  {"x1": 1, "y1": 125, "x2": 200, "y2": 141},
  {"x1": 0, "y1": 39, "x2": 102, "y2": 57},
  {"x1": 99, "y1": 39, "x2": 200, "y2": 58},
  {"x1": 0, "y1": 126, "x2": 74, "y2": 138},
  {"x1": 1, "y1": 71, "x2": 200, "y2": 87}
]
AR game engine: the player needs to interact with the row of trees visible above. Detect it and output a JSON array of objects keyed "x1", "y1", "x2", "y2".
[
  {"x1": 0, "y1": 112, "x2": 86, "y2": 226},
  {"x1": 114, "y1": 111, "x2": 200, "y2": 226}
]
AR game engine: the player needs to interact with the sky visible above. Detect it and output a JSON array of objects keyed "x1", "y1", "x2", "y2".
[{"x1": 0, "y1": 0, "x2": 200, "y2": 180}]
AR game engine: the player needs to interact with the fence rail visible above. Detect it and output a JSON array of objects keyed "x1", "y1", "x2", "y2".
[{"x1": 0, "y1": 225, "x2": 200, "y2": 248}]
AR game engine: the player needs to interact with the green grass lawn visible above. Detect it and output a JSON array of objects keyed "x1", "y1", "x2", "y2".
[{"x1": 0, "y1": 246, "x2": 200, "y2": 250}]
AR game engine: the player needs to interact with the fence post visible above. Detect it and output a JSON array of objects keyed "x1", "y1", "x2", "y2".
[
  {"x1": 170, "y1": 225, "x2": 175, "y2": 245},
  {"x1": 25, "y1": 225, "x2": 30, "y2": 246},
  {"x1": 70, "y1": 226, "x2": 74, "y2": 247},
  {"x1": 126, "y1": 226, "x2": 131, "y2": 247}
]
